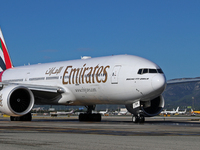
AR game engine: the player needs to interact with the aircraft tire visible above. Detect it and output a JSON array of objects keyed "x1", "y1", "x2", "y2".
[
  {"x1": 10, "y1": 116, "x2": 21, "y2": 121},
  {"x1": 10, "y1": 113, "x2": 32, "y2": 121},
  {"x1": 21, "y1": 113, "x2": 32, "y2": 121},
  {"x1": 92, "y1": 114, "x2": 101, "y2": 122},
  {"x1": 132, "y1": 115, "x2": 139, "y2": 123},
  {"x1": 10, "y1": 116, "x2": 20, "y2": 121},
  {"x1": 138, "y1": 115, "x2": 145, "y2": 123},
  {"x1": 79, "y1": 113, "x2": 85, "y2": 121},
  {"x1": 79, "y1": 114, "x2": 101, "y2": 122}
]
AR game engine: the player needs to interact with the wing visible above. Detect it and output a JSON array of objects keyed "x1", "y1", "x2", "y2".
[{"x1": 0, "y1": 82, "x2": 65, "y2": 105}]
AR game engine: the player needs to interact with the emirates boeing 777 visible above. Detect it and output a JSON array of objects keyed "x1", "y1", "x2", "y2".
[{"x1": 0, "y1": 28, "x2": 166, "y2": 123}]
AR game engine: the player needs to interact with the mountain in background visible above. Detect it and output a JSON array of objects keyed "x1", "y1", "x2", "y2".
[{"x1": 163, "y1": 77, "x2": 200, "y2": 110}]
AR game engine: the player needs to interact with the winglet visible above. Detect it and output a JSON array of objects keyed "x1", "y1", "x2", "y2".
[{"x1": 0, "y1": 27, "x2": 13, "y2": 71}]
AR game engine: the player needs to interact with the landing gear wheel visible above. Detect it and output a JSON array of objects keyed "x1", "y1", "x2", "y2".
[
  {"x1": 79, "y1": 105, "x2": 101, "y2": 122},
  {"x1": 132, "y1": 114, "x2": 145, "y2": 123},
  {"x1": 10, "y1": 116, "x2": 20, "y2": 121},
  {"x1": 79, "y1": 113, "x2": 85, "y2": 121},
  {"x1": 132, "y1": 115, "x2": 139, "y2": 123},
  {"x1": 10, "y1": 113, "x2": 32, "y2": 121},
  {"x1": 79, "y1": 113, "x2": 101, "y2": 122},
  {"x1": 21, "y1": 113, "x2": 32, "y2": 121},
  {"x1": 138, "y1": 115, "x2": 145, "y2": 123}
]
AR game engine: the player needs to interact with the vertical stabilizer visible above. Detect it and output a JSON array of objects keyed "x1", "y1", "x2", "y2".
[
  {"x1": 0, "y1": 28, "x2": 13, "y2": 71},
  {"x1": 176, "y1": 107, "x2": 179, "y2": 112}
]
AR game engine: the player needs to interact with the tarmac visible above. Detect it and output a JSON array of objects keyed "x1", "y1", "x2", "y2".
[{"x1": 0, "y1": 115, "x2": 200, "y2": 150}]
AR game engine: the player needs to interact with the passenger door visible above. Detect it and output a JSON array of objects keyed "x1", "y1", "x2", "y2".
[{"x1": 111, "y1": 65, "x2": 121, "y2": 84}]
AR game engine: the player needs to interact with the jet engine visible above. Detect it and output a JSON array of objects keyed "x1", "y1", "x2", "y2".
[
  {"x1": 0, "y1": 85, "x2": 34, "y2": 116},
  {"x1": 126, "y1": 95, "x2": 164, "y2": 117}
]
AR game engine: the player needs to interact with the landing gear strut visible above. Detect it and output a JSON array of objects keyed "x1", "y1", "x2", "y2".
[
  {"x1": 10, "y1": 113, "x2": 32, "y2": 121},
  {"x1": 79, "y1": 105, "x2": 101, "y2": 122}
]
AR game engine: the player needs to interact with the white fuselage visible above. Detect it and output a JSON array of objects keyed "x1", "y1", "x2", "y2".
[{"x1": 1, "y1": 55, "x2": 166, "y2": 106}]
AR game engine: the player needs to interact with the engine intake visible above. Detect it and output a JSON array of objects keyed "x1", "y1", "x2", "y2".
[{"x1": 0, "y1": 85, "x2": 34, "y2": 116}]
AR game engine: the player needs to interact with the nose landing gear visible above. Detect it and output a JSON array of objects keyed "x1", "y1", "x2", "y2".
[{"x1": 132, "y1": 113, "x2": 145, "y2": 123}]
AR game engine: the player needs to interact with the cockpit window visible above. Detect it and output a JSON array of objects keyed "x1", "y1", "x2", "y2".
[
  {"x1": 137, "y1": 68, "x2": 164, "y2": 75},
  {"x1": 149, "y1": 69, "x2": 157, "y2": 73},
  {"x1": 143, "y1": 69, "x2": 148, "y2": 74},
  {"x1": 138, "y1": 69, "x2": 142, "y2": 74},
  {"x1": 157, "y1": 69, "x2": 164, "y2": 73}
]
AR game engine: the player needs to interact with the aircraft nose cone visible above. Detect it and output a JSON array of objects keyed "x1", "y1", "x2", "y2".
[{"x1": 151, "y1": 75, "x2": 166, "y2": 92}]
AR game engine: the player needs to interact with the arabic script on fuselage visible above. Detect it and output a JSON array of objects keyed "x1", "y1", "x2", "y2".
[{"x1": 45, "y1": 66, "x2": 64, "y2": 76}]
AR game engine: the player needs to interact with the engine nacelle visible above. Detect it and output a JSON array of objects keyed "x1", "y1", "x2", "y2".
[
  {"x1": 0, "y1": 85, "x2": 34, "y2": 116},
  {"x1": 126, "y1": 95, "x2": 164, "y2": 117}
]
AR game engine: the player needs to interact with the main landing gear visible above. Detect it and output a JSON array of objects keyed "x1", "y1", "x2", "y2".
[
  {"x1": 132, "y1": 113, "x2": 145, "y2": 123},
  {"x1": 79, "y1": 105, "x2": 101, "y2": 122},
  {"x1": 10, "y1": 113, "x2": 32, "y2": 121}
]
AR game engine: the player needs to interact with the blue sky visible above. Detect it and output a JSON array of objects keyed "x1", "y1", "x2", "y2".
[{"x1": 0, "y1": 0, "x2": 200, "y2": 80}]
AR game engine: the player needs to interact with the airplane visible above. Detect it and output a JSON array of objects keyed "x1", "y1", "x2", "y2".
[
  {"x1": 161, "y1": 107, "x2": 179, "y2": 115},
  {"x1": 56, "y1": 109, "x2": 74, "y2": 115},
  {"x1": 32, "y1": 107, "x2": 44, "y2": 112},
  {"x1": 118, "y1": 108, "x2": 128, "y2": 115},
  {"x1": 99, "y1": 109, "x2": 108, "y2": 115},
  {"x1": 0, "y1": 27, "x2": 166, "y2": 123},
  {"x1": 178, "y1": 108, "x2": 187, "y2": 115},
  {"x1": 191, "y1": 109, "x2": 200, "y2": 115}
]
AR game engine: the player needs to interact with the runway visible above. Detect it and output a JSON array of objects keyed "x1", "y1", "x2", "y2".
[{"x1": 0, "y1": 115, "x2": 200, "y2": 150}]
